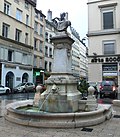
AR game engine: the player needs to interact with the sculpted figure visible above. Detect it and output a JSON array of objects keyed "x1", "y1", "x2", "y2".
[{"x1": 52, "y1": 12, "x2": 71, "y2": 32}]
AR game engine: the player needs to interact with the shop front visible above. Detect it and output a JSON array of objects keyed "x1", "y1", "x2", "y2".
[
  {"x1": 102, "y1": 63, "x2": 118, "y2": 84},
  {"x1": 89, "y1": 55, "x2": 120, "y2": 85},
  {"x1": 33, "y1": 68, "x2": 44, "y2": 86}
]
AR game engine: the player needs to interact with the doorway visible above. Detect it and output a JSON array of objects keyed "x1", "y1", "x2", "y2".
[{"x1": 5, "y1": 71, "x2": 14, "y2": 89}]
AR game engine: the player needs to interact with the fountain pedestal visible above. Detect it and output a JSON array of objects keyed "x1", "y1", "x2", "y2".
[{"x1": 40, "y1": 34, "x2": 81, "y2": 112}]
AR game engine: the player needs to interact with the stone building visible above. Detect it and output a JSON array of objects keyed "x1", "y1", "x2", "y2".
[
  {"x1": 87, "y1": 0, "x2": 120, "y2": 85},
  {"x1": 33, "y1": 9, "x2": 46, "y2": 85},
  {"x1": 44, "y1": 10, "x2": 58, "y2": 79},
  {"x1": 0, "y1": 0, "x2": 36, "y2": 88},
  {"x1": 0, "y1": 0, "x2": 88, "y2": 89},
  {"x1": 70, "y1": 27, "x2": 88, "y2": 79}
]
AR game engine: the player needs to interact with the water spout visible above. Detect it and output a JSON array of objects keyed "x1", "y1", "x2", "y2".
[{"x1": 39, "y1": 84, "x2": 58, "y2": 111}]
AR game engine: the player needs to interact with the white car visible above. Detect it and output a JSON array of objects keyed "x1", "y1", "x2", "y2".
[
  {"x1": 13, "y1": 82, "x2": 35, "y2": 93},
  {"x1": 0, "y1": 85, "x2": 11, "y2": 94}
]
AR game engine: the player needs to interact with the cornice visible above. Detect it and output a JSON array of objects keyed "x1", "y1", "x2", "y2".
[{"x1": 87, "y1": 29, "x2": 120, "y2": 37}]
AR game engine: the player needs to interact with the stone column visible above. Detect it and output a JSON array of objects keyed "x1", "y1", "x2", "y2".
[{"x1": 52, "y1": 34, "x2": 73, "y2": 73}]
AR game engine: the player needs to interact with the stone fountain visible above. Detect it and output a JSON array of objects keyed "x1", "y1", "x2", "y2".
[{"x1": 4, "y1": 12, "x2": 112, "y2": 128}]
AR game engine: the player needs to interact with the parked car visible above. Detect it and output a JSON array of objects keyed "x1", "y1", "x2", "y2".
[
  {"x1": 99, "y1": 80, "x2": 118, "y2": 99},
  {"x1": 13, "y1": 82, "x2": 35, "y2": 93},
  {"x1": 0, "y1": 85, "x2": 11, "y2": 94}
]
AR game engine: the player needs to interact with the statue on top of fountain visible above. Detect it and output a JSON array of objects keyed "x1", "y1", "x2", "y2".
[{"x1": 52, "y1": 12, "x2": 71, "y2": 34}]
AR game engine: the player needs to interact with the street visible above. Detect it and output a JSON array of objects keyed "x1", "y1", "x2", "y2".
[
  {"x1": 0, "y1": 92, "x2": 35, "y2": 101},
  {"x1": 0, "y1": 92, "x2": 120, "y2": 137}
]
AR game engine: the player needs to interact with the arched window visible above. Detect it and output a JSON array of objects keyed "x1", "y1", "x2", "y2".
[{"x1": 22, "y1": 73, "x2": 29, "y2": 82}]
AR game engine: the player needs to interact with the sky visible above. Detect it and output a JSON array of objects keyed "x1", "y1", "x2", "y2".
[{"x1": 36, "y1": 0, "x2": 88, "y2": 40}]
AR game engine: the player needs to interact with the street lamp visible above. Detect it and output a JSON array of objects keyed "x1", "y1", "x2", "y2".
[{"x1": 81, "y1": 37, "x2": 88, "y2": 46}]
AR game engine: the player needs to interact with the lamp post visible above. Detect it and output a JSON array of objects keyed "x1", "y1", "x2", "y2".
[{"x1": 81, "y1": 37, "x2": 88, "y2": 46}]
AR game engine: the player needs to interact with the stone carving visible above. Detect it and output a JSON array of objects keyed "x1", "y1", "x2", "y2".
[
  {"x1": 51, "y1": 84, "x2": 59, "y2": 93},
  {"x1": 85, "y1": 86, "x2": 98, "y2": 111},
  {"x1": 88, "y1": 86, "x2": 95, "y2": 96},
  {"x1": 52, "y1": 12, "x2": 71, "y2": 32},
  {"x1": 33, "y1": 85, "x2": 42, "y2": 106}
]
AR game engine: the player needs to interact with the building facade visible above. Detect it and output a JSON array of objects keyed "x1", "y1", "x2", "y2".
[
  {"x1": 33, "y1": 9, "x2": 46, "y2": 85},
  {"x1": 0, "y1": 0, "x2": 36, "y2": 88},
  {"x1": 44, "y1": 10, "x2": 57, "y2": 79},
  {"x1": 79, "y1": 40, "x2": 88, "y2": 80},
  {"x1": 87, "y1": 0, "x2": 120, "y2": 85},
  {"x1": 70, "y1": 27, "x2": 88, "y2": 79},
  {"x1": 0, "y1": 0, "x2": 88, "y2": 89}
]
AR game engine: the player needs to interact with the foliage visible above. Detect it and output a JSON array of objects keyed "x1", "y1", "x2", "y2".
[{"x1": 77, "y1": 79, "x2": 89, "y2": 95}]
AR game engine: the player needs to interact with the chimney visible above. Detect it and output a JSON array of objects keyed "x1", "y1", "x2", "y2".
[{"x1": 47, "y1": 9, "x2": 52, "y2": 22}]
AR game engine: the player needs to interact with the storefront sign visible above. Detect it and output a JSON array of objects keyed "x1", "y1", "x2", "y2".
[
  {"x1": 103, "y1": 72, "x2": 117, "y2": 76},
  {"x1": 35, "y1": 72, "x2": 40, "y2": 76},
  {"x1": 91, "y1": 56, "x2": 120, "y2": 63}
]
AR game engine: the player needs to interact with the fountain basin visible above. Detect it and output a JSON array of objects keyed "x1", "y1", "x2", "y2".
[
  {"x1": 5, "y1": 100, "x2": 112, "y2": 128},
  {"x1": 112, "y1": 100, "x2": 120, "y2": 106}
]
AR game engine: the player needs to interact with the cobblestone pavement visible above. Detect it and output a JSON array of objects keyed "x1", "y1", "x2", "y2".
[{"x1": 0, "y1": 100, "x2": 120, "y2": 137}]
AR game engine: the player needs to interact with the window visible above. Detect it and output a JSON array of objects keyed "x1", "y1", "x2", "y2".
[
  {"x1": 4, "y1": 1, "x2": 11, "y2": 15},
  {"x1": 25, "y1": 1, "x2": 29, "y2": 9},
  {"x1": 45, "y1": 32, "x2": 48, "y2": 42},
  {"x1": 40, "y1": 25, "x2": 43, "y2": 36},
  {"x1": 103, "y1": 41, "x2": 115, "y2": 55},
  {"x1": 35, "y1": 12, "x2": 38, "y2": 18},
  {"x1": 16, "y1": 8, "x2": 22, "y2": 21},
  {"x1": 14, "y1": 0, "x2": 19, "y2": 4},
  {"x1": 22, "y1": 53, "x2": 27, "y2": 64},
  {"x1": 15, "y1": 29, "x2": 21, "y2": 42},
  {"x1": 2, "y1": 23, "x2": 9, "y2": 38},
  {"x1": 34, "y1": 56, "x2": 37, "y2": 67},
  {"x1": 39, "y1": 41, "x2": 43, "y2": 52},
  {"x1": 8, "y1": 50, "x2": 13, "y2": 61},
  {"x1": 49, "y1": 62, "x2": 52, "y2": 72},
  {"x1": 40, "y1": 14, "x2": 43, "y2": 21},
  {"x1": 49, "y1": 34, "x2": 52, "y2": 43},
  {"x1": 40, "y1": 57, "x2": 43, "y2": 68},
  {"x1": 102, "y1": 8, "x2": 115, "y2": 29},
  {"x1": 25, "y1": 33, "x2": 28, "y2": 44},
  {"x1": 45, "y1": 61, "x2": 47, "y2": 71},
  {"x1": 34, "y1": 38, "x2": 37, "y2": 50},
  {"x1": 49, "y1": 48, "x2": 52, "y2": 58},
  {"x1": 45, "y1": 46, "x2": 48, "y2": 57},
  {"x1": 34, "y1": 21, "x2": 38, "y2": 33},
  {"x1": 26, "y1": 14, "x2": 29, "y2": 26}
]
